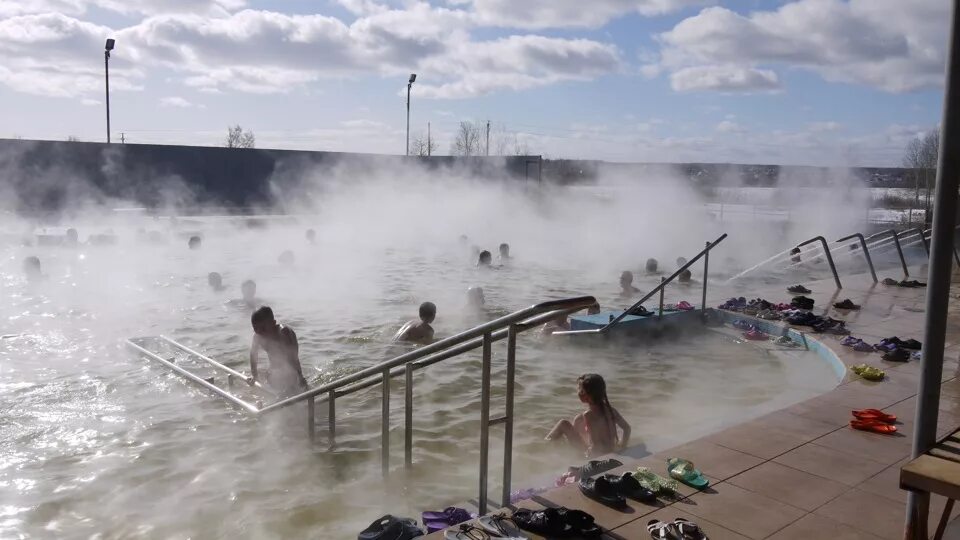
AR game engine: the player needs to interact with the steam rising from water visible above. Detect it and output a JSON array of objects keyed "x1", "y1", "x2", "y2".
[{"x1": 0, "y1": 157, "x2": 870, "y2": 537}]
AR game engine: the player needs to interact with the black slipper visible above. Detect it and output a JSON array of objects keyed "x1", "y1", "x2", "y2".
[
  {"x1": 512, "y1": 508, "x2": 574, "y2": 537},
  {"x1": 579, "y1": 476, "x2": 627, "y2": 508},
  {"x1": 882, "y1": 348, "x2": 911, "y2": 362},
  {"x1": 605, "y1": 472, "x2": 657, "y2": 503},
  {"x1": 787, "y1": 285, "x2": 811, "y2": 294},
  {"x1": 833, "y1": 299, "x2": 860, "y2": 310},
  {"x1": 902, "y1": 339, "x2": 922, "y2": 350},
  {"x1": 575, "y1": 458, "x2": 623, "y2": 479}
]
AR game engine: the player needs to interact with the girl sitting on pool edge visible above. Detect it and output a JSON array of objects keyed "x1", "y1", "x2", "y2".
[{"x1": 546, "y1": 374, "x2": 631, "y2": 458}]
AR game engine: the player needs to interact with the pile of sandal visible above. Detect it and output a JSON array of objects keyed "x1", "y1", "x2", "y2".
[
  {"x1": 784, "y1": 312, "x2": 849, "y2": 334},
  {"x1": 648, "y1": 517, "x2": 708, "y2": 540},
  {"x1": 841, "y1": 336, "x2": 876, "y2": 353},
  {"x1": 850, "y1": 408, "x2": 897, "y2": 435},
  {"x1": 790, "y1": 295, "x2": 814, "y2": 310},
  {"x1": 874, "y1": 337, "x2": 922, "y2": 362},
  {"x1": 882, "y1": 278, "x2": 927, "y2": 288},
  {"x1": 851, "y1": 364, "x2": 885, "y2": 381},
  {"x1": 422, "y1": 508, "x2": 475, "y2": 534}
]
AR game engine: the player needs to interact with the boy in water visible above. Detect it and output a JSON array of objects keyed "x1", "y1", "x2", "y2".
[
  {"x1": 248, "y1": 306, "x2": 308, "y2": 397},
  {"x1": 395, "y1": 302, "x2": 437, "y2": 344},
  {"x1": 619, "y1": 271, "x2": 640, "y2": 296},
  {"x1": 498, "y1": 243, "x2": 511, "y2": 262},
  {"x1": 241, "y1": 279, "x2": 260, "y2": 307},
  {"x1": 208, "y1": 272, "x2": 226, "y2": 291}
]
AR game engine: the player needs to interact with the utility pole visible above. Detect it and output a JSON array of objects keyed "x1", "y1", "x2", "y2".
[
  {"x1": 104, "y1": 39, "x2": 115, "y2": 144},
  {"x1": 485, "y1": 120, "x2": 490, "y2": 156},
  {"x1": 427, "y1": 122, "x2": 431, "y2": 157},
  {"x1": 406, "y1": 73, "x2": 416, "y2": 156},
  {"x1": 120, "y1": 132, "x2": 125, "y2": 144}
]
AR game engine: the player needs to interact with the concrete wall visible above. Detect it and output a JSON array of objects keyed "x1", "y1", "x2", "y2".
[{"x1": 0, "y1": 138, "x2": 542, "y2": 215}]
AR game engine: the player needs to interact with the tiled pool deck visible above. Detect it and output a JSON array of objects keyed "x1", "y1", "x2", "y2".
[{"x1": 426, "y1": 266, "x2": 960, "y2": 539}]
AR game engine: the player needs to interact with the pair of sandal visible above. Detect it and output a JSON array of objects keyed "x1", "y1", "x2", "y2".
[
  {"x1": 578, "y1": 472, "x2": 656, "y2": 508},
  {"x1": 850, "y1": 408, "x2": 898, "y2": 435},
  {"x1": 510, "y1": 507, "x2": 601, "y2": 538},
  {"x1": 851, "y1": 364, "x2": 885, "y2": 381},
  {"x1": 443, "y1": 513, "x2": 531, "y2": 540},
  {"x1": 648, "y1": 517, "x2": 708, "y2": 539}
]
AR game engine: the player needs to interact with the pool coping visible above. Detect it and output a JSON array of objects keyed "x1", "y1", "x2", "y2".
[{"x1": 423, "y1": 267, "x2": 960, "y2": 539}]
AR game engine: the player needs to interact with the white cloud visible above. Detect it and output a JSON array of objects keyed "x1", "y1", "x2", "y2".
[
  {"x1": 670, "y1": 65, "x2": 780, "y2": 93},
  {"x1": 159, "y1": 96, "x2": 195, "y2": 107},
  {"x1": 471, "y1": 0, "x2": 708, "y2": 29},
  {"x1": 715, "y1": 120, "x2": 744, "y2": 133},
  {"x1": 654, "y1": 0, "x2": 948, "y2": 93},
  {"x1": 80, "y1": 97, "x2": 100, "y2": 105},
  {"x1": 0, "y1": 0, "x2": 244, "y2": 16},
  {"x1": 807, "y1": 121, "x2": 842, "y2": 132}
]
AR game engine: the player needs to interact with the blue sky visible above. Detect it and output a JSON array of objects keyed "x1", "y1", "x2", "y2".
[{"x1": 0, "y1": 0, "x2": 947, "y2": 166}]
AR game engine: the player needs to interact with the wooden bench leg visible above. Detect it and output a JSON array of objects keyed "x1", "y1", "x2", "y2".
[
  {"x1": 935, "y1": 498, "x2": 955, "y2": 540},
  {"x1": 906, "y1": 493, "x2": 931, "y2": 540}
]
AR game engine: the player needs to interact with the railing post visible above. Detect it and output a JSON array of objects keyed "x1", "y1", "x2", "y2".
[
  {"x1": 404, "y1": 363, "x2": 414, "y2": 468},
  {"x1": 479, "y1": 332, "x2": 492, "y2": 515},
  {"x1": 819, "y1": 238, "x2": 842, "y2": 290},
  {"x1": 328, "y1": 390, "x2": 336, "y2": 447},
  {"x1": 892, "y1": 231, "x2": 910, "y2": 277},
  {"x1": 837, "y1": 233, "x2": 878, "y2": 283},
  {"x1": 658, "y1": 277, "x2": 665, "y2": 318},
  {"x1": 701, "y1": 241, "x2": 709, "y2": 313},
  {"x1": 307, "y1": 396, "x2": 315, "y2": 443},
  {"x1": 502, "y1": 325, "x2": 518, "y2": 507},
  {"x1": 381, "y1": 369, "x2": 390, "y2": 477}
]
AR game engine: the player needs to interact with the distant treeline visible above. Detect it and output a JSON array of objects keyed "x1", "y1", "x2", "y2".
[{"x1": 541, "y1": 159, "x2": 911, "y2": 187}]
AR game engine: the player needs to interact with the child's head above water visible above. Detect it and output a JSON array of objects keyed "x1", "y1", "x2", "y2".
[
  {"x1": 577, "y1": 373, "x2": 610, "y2": 407},
  {"x1": 645, "y1": 258, "x2": 658, "y2": 273},
  {"x1": 499, "y1": 243, "x2": 510, "y2": 258},
  {"x1": 188, "y1": 236, "x2": 201, "y2": 250},
  {"x1": 619, "y1": 270, "x2": 633, "y2": 288},
  {"x1": 419, "y1": 301, "x2": 437, "y2": 323},
  {"x1": 251, "y1": 306, "x2": 276, "y2": 335},
  {"x1": 478, "y1": 250, "x2": 492, "y2": 266}
]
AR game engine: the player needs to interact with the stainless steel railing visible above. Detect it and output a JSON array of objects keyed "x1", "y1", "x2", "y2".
[
  {"x1": 552, "y1": 233, "x2": 728, "y2": 337},
  {"x1": 126, "y1": 295, "x2": 597, "y2": 515}
]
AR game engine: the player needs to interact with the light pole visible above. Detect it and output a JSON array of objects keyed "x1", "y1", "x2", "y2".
[
  {"x1": 104, "y1": 38, "x2": 115, "y2": 144},
  {"x1": 406, "y1": 73, "x2": 416, "y2": 156}
]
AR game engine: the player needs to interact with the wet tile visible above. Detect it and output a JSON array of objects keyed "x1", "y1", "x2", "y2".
[
  {"x1": 754, "y1": 409, "x2": 842, "y2": 440},
  {"x1": 706, "y1": 420, "x2": 810, "y2": 460},
  {"x1": 773, "y1": 443, "x2": 888, "y2": 486},
  {"x1": 609, "y1": 506, "x2": 749, "y2": 540},
  {"x1": 856, "y1": 463, "x2": 908, "y2": 504},
  {"x1": 652, "y1": 440, "x2": 764, "y2": 481},
  {"x1": 727, "y1": 461, "x2": 848, "y2": 512},
  {"x1": 767, "y1": 512, "x2": 886, "y2": 540},
  {"x1": 787, "y1": 397, "x2": 865, "y2": 427},
  {"x1": 813, "y1": 488, "x2": 905, "y2": 540},
  {"x1": 813, "y1": 425, "x2": 912, "y2": 466},
  {"x1": 683, "y1": 482, "x2": 806, "y2": 539}
]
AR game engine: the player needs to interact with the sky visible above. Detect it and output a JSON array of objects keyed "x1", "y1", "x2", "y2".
[{"x1": 0, "y1": 0, "x2": 949, "y2": 166}]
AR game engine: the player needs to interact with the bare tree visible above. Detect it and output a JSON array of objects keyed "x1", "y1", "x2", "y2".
[
  {"x1": 451, "y1": 121, "x2": 483, "y2": 156},
  {"x1": 411, "y1": 133, "x2": 437, "y2": 157},
  {"x1": 902, "y1": 128, "x2": 940, "y2": 225},
  {"x1": 66, "y1": 136, "x2": 80, "y2": 142},
  {"x1": 225, "y1": 125, "x2": 256, "y2": 148}
]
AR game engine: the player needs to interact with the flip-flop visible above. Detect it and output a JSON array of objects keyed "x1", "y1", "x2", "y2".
[
  {"x1": 833, "y1": 299, "x2": 861, "y2": 310},
  {"x1": 579, "y1": 476, "x2": 627, "y2": 508},
  {"x1": 677, "y1": 301, "x2": 695, "y2": 311},
  {"x1": 742, "y1": 329, "x2": 767, "y2": 341},
  {"x1": 576, "y1": 458, "x2": 624, "y2": 479},
  {"x1": 444, "y1": 524, "x2": 492, "y2": 540},
  {"x1": 850, "y1": 419, "x2": 898, "y2": 435},
  {"x1": 647, "y1": 519, "x2": 679, "y2": 540},
  {"x1": 788, "y1": 285, "x2": 811, "y2": 294},
  {"x1": 882, "y1": 348, "x2": 910, "y2": 362},
  {"x1": 853, "y1": 341, "x2": 875, "y2": 352},
  {"x1": 774, "y1": 336, "x2": 799, "y2": 347},
  {"x1": 731, "y1": 319, "x2": 754, "y2": 331},
  {"x1": 882, "y1": 278, "x2": 899, "y2": 285},
  {"x1": 851, "y1": 364, "x2": 885, "y2": 381},
  {"x1": 902, "y1": 339, "x2": 922, "y2": 350},
  {"x1": 423, "y1": 507, "x2": 474, "y2": 533},
  {"x1": 604, "y1": 472, "x2": 657, "y2": 503},
  {"x1": 478, "y1": 514, "x2": 529, "y2": 540},
  {"x1": 635, "y1": 467, "x2": 680, "y2": 494},
  {"x1": 673, "y1": 517, "x2": 708, "y2": 540},
  {"x1": 667, "y1": 458, "x2": 709, "y2": 489},
  {"x1": 852, "y1": 409, "x2": 896, "y2": 424},
  {"x1": 511, "y1": 508, "x2": 574, "y2": 537}
]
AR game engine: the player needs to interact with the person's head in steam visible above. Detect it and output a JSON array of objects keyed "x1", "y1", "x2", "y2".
[
  {"x1": 676, "y1": 257, "x2": 687, "y2": 267},
  {"x1": 645, "y1": 258, "x2": 658, "y2": 274},
  {"x1": 478, "y1": 250, "x2": 493, "y2": 267},
  {"x1": 467, "y1": 287, "x2": 485, "y2": 308},
  {"x1": 499, "y1": 243, "x2": 510, "y2": 261},
  {"x1": 419, "y1": 301, "x2": 437, "y2": 324},
  {"x1": 188, "y1": 236, "x2": 201, "y2": 250},
  {"x1": 241, "y1": 279, "x2": 257, "y2": 304},
  {"x1": 278, "y1": 250, "x2": 295, "y2": 266},
  {"x1": 23, "y1": 256, "x2": 42, "y2": 282},
  {"x1": 620, "y1": 271, "x2": 638, "y2": 295},
  {"x1": 208, "y1": 272, "x2": 225, "y2": 291},
  {"x1": 65, "y1": 228, "x2": 79, "y2": 247},
  {"x1": 306, "y1": 229, "x2": 316, "y2": 244},
  {"x1": 678, "y1": 269, "x2": 692, "y2": 283}
]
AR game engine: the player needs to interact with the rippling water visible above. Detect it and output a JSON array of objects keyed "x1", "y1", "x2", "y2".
[{"x1": 0, "y1": 198, "x2": 843, "y2": 538}]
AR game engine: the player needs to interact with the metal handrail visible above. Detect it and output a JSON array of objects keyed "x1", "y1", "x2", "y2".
[
  {"x1": 257, "y1": 296, "x2": 596, "y2": 414},
  {"x1": 598, "y1": 233, "x2": 728, "y2": 333},
  {"x1": 869, "y1": 229, "x2": 909, "y2": 277},
  {"x1": 158, "y1": 335, "x2": 275, "y2": 396},
  {"x1": 796, "y1": 236, "x2": 841, "y2": 289},
  {"x1": 905, "y1": 227, "x2": 931, "y2": 255},
  {"x1": 836, "y1": 233, "x2": 878, "y2": 283}
]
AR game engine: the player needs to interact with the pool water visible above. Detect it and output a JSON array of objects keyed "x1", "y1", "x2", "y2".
[{"x1": 0, "y1": 205, "x2": 841, "y2": 538}]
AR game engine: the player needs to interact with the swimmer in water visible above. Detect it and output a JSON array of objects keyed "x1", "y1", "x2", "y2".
[
  {"x1": 645, "y1": 258, "x2": 658, "y2": 274},
  {"x1": 478, "y1": 250, "x2": 494, "y2": 268},
  {"x1": 467, "y1": 287, "x2": 485, "y2": 311},
  {"x1": 587, "y1": 301, "x2": 601, "y2": 315},
  {"x1": 305, "y1": 229, "x2": 316, "y2": 244},
  {"x1": 241, "y1": 279, "x2": 259, "y2": 307},
  {"x1": 248, "y1": 306, "x2": 308, "y2": 397},
  {"x1": 546, "y1": 373, "x2": 631, "y2": 457},
  {"x1": 188, "y1": 236, "x2": 201, "y2": 250},
  {"x1": 619, "y1": 271, "x2": 640, "y2": 296},
  {"x1": 208, "y1": 272, "x2": 226, "y2": 291},
  {"x1": 23, "y1": 256, "x2": 43, "y2": 282},
  {"x1": 678, "y1": 269, "x2": 692, "y2": 283},
  {"x1": 278, "y1": 250, "x2": 295, "y2": 266},
  {"x1": 541, "y1": 312, "x2": 571, "y2": 336},
  {"x1": 498, "y1": 243, "x2": 511, "y2": 262},
  {"x1": 394, "y1": 302, "x2": 437, "y2": 344}
]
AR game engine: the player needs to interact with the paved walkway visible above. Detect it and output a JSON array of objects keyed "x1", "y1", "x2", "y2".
[{"x1": 426, "y1": 266, "x2": 960, "y2": 539}]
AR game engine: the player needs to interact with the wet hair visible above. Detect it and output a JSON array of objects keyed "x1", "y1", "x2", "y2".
[
  {"x1": 678, "y1": 269, "x2": 692, "y2": 282},
  {"x1": 478, "y1": 250, "x2": 492, "y2": 265},
  {"x1": 188, "y1": 236, "x2": 201, "y2": 249},
  {"x1": 578, "y1": 373, "x2": 616, "y2": 441},
  {"x1": 419, "y1": 301, "x2": 437, "y2": 321},
  {"x1": 241, "y1": 279, "x2": 256, "y2": 297},
  {"x1": 645, "y1": 258, "x2": 658, "y2": 273},
  {"x1": 620, "y1": 270, "x2": 633, "y2": 284},
  {"x1": 208, "y1": 272, "x2": 222, "y2": 288},
  {"x1": 251, "y1": 306, "x2": 274, "y2": 325},
  {"x1": 499, "y1": 243, "x2": 510, "y2": 255}
]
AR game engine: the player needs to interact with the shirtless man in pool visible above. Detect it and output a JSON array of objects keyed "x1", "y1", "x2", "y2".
[
  {"x1": 249, "y1": 306, "x2": 308, "y2": 397},
  {"x1": 394, "y1": 302, "x2": 437, "y2": 344}
]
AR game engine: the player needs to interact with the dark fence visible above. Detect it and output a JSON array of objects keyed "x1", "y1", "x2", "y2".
[{"x1": 0, "y1": 139, "x2": 542, "y2": 215}]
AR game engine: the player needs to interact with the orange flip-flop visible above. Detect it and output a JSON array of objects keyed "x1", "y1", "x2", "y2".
[
  {"x1": 850, "y1": 419, "x2": 898, "y2": 434},
  {"x1": 852, "y1": 409, "x2": 897, "y2": 424}
]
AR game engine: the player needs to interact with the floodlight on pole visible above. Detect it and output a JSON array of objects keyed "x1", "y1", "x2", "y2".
[
  {"x1": 406, "y1": 73, "x2": 416, "y2": 156},
  {"x1": 104, "y1": 38, "x2": 115, "y2": 144}
]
